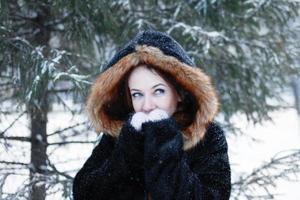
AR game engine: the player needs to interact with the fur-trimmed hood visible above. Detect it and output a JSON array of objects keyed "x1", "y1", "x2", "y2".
[{"x1": 86, "y1": 30, "x2": 220, "y2": 150}]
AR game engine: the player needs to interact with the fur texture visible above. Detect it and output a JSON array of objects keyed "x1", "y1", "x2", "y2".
[
  {"x1": 73, "y1": 119, "x2": 231, "y2": 200},
  {"x1": 86, "y1": 45, "x2": 219, "y2": 150},
  {"x1": 75, "y1": 30, "x2": 231, "y2": 199}
]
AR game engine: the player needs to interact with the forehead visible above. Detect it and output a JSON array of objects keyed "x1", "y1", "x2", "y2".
[{"x1": 128, "y1": 66, "x2": 168, "y2": 88}]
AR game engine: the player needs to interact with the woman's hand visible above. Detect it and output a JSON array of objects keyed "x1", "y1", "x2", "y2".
[
  {"x1": 130, "y1": 109, "x2": 169, "y2": 131},
  {"x1": 130, "y1": 112, "x2": 149, "y2": 131},
  {"x1": 148, "y1": 109, "x2": 169, "y2": 122}
]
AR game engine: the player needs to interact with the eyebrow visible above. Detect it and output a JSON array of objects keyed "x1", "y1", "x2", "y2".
[{"x1": 130, "y1": 83, "x2": 166, "y2": 91}]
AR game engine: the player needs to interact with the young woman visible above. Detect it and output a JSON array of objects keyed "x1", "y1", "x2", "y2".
[{"x1": 73, "y1": 30, "x2": 231, "y2": 200}]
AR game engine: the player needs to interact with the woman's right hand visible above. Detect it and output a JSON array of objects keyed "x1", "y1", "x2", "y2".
[{"x1": 130, "y1": 112, "x2": 149, "y2": 131}]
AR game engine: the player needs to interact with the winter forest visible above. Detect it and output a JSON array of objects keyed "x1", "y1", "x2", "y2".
[{"x1": 1, "y1": 0, "x2": 300, "y2": 199}]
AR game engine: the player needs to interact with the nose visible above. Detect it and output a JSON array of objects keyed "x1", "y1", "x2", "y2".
[{"x1": 142, "y1": 95, "x2": 156, "y2": 113}]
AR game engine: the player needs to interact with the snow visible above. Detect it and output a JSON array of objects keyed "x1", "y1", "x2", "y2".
[
  {"x1": 0, "y1": 98, "x2": 299, "y2": 199},
  {"x1": 228, "y1": 108, "x2": 300, "y2": 199}
]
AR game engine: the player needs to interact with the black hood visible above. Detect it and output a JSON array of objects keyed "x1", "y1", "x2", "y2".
[{"x1": 103, "y1": 30, "x2": 195, "y2": 71}]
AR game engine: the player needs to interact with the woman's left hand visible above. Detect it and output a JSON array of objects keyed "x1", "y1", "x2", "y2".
[
  {"x1": 147, "y1": 109, "x2": 169, "y2": 122},
  {"x1": 130, "y1": 112, "x2": 149, "y2": 131},
  {"x1": 142, "y1": 109, "x2": 182, "y2": 161}
]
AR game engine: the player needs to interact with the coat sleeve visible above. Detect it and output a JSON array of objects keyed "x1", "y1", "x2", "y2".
[
  {"x1": 142, "y1": 118, "x2": 231, "y2": 200},
  {"x1": 72, "y1": 121, "x2": 144, "y2": 200}
]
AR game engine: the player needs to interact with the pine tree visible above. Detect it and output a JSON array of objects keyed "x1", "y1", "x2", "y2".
[{"x1": 0, "y1": 0, "x2": 300, "y2": 199}]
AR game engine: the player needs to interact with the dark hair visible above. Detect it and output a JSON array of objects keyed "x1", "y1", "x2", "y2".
[{"x1": 104, "y1": 64, "x2": 198, "y2": 130}]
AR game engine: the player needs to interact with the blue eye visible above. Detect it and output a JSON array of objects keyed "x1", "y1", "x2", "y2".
[
  {"x1": 155, "y1": 88, "x2": 165, "y2": 95},
  {"x1": 131, "y1": 92, "x2": 142, "y2": 98}
]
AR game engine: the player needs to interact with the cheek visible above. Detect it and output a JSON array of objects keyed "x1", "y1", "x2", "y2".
[
  {"x1": 159, "y1": 95, "x2": 178, "y2": 113},
  {"x1": 132, "y1": 100, "x2": 142, "y2": 112}
]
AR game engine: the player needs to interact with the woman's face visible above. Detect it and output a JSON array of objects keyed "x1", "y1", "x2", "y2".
[{"x1": 128, "y1": 65, "x2": 181, "y2": 116}]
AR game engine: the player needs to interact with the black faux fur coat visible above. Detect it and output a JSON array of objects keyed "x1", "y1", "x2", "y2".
[
  {"x1": 73, "y1": 30, "x2": 231, "y2": 199},
  {"x1": 73, "y1": 117, "x2": 231, "y2": 200}
]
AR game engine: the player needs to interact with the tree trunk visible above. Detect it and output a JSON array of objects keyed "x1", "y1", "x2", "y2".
[
  {"x1": 28, "y1": 4, "x2": 51, "y2": 200},
  {"x1": 29, "y1": 98, "x2": 48, "y2": 200}
]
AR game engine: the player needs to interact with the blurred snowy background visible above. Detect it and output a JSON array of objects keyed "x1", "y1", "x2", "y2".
[{"x1": 1, "y1": 0, "x2": 300, "y2": 199}]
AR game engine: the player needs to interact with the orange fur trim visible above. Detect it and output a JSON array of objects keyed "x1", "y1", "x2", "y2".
[{"x1": 86, "y1": 45, "x2": 219, "y2": 150}]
